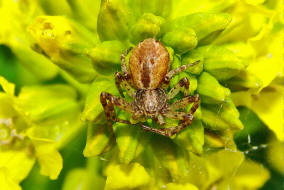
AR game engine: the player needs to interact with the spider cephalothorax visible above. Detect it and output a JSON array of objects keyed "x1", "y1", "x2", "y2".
[{"x1": 100, "y1": 38, "x2": 200, "y2": 137}]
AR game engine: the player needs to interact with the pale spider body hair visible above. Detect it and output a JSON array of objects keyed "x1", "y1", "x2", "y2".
[{"x1": 100, "y1": 38, "x2": 200, "y2": 137}]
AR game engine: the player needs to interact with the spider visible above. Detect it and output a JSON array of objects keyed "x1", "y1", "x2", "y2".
[{"x1": 100, "y1": 38, "x2": 200, "y2": 137}]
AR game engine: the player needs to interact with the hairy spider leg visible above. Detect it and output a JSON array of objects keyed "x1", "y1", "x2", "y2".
[
  {"x1": 100, "y1": 92, "x2": 134, "y2": 133},
  {"x1": 161, "y1": 60, "x2": 200, "y2": 89},
  {"x1": 120, "y1": 47, "x2": 133, "y2": 74},
  {"x1": 115, "y1": 72, "x2": 136, "y2": 98},
  {"x1": 167, "y1": 77, "x2": 190, "y2": 99},
  {"x1": 140, "y1": 114, "x2": 194, "y2": 137},
  {"x1": 138, "y1": 94, "x2": 200, "y2": 137},
  {"x1": 168, "y1": 94, "x2": 200, "y2": 114}
]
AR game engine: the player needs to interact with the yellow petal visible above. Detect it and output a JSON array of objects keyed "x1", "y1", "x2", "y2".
[
  {"x1": 0, "y1": 149, "x2": 35, "y2": 183},
  {"x1": 34, "y1": 142, "x2": 63, "y2": 180},
  {"x1": 104, "y1": 162, "x2": 151, "y2": 190},
  {"x1": 232, "y1": 86, "x2": 284, "y2": 141},
  {"x1": 165, "y1": 183, "x2": 199, "y2": 190},
  {"x1": 0, "y1": 169, "x2": 21, "y2": 190}
]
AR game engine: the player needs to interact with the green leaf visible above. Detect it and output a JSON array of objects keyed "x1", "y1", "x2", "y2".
[{"x1": 34, "y1": 142, "x2": 63, "y2": 180}]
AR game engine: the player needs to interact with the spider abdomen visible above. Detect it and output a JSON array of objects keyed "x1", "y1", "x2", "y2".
[{"x1": 129, "y1": 38, "x2": 170, "y2": 89}]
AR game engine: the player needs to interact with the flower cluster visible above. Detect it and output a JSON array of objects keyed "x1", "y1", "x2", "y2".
[{"x1": 0, "y1": 0, "x2": 283, "y2": 190}]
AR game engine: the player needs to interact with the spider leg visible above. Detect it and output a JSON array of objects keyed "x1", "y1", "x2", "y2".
[
  {"x1": 161, "y1": 60, "x2": 200, "y2": 89},
  {"x1": 121, "y1": 47, "x2": 133, "y2": 74},
  {"x1": 167, "y1": 77, "x2": 189, "y2": 99},
  {"x1": 100, "y1": 92, "x2": 134, "y2": 133},
  {"x1": 115, "y1": 72, "x2": 136, "y2": 98},
  {"x1": 139, "y1": 114, "x2": 193, "y2": 137},
  {"x1": 168, "y1": 94, "x2": 200, "y2": 114}
]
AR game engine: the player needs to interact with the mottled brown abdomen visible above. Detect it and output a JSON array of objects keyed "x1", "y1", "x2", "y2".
[{"x1": 129, "y1": 38, "x2": 170, "y2": 89}]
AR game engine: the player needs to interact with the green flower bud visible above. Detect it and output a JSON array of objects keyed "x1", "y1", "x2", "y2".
[
  {"x1": 170, "y1": 55, "x2": 181, "y2": 70},
  {"x1": 205, "y1": 99, "x2": 244, "y2": 130},
  {"x1": 130, "y1": 13, "x2": 165, "y2": 44},
  {"x1": 197, "y1": 72, "x2": 231, "y2": 104},
  {"x1": 28, "y1": 16, "x2": 98, "y2": 83},
  {"x1": 187, "y1": 45, "x2": 245, "y2": 81},
  {"x1": 162, "y1": 12, "x2": 231, "y2": 40},
  {"x1": 67, "y1": 0, "x2": 101, "y2": 32},
  {"x1": 201, "y1": 107, "x2": 230, "y2": 131},
  {"x1": 38, "y1": 0, "x2": 72, "y2": 16},
  {"x1": 87, "y1": 41, "x2": 126, "y2": 75},
  {"x1": 84, "y1": 118, "x2": 114, "y2": 157},
  {"x1": 226, "y1": 70, "x2": 262, "y2": 91},
  {"x1": 182, "y1": 55, "x2": 204, "y2": 75},
  {"x1": 97, "y1": 0, "x2": 131, "y2": 41},
  {"x1": 162, "y1": 28, "x2": 198, "y2": 54},
  {"x1": 105, "y1": 162, "x2": 151, "y2": 189},
  {"x1": 129, "y1": 0, "x2": 172, "y2": 19},
  {"x1": 82, "y1": 76, "x2": 119, "y2": 122},
  {"x1": 173, "y1": 120, "x2": 204, "y2": 155},
  {"x1": 204, "y1": 130, "x2": 224, "y2": 148},
  {"x1": 222, "y1": 42, "x2": 256, "y2": 67},
  {"x1": 113, "y1": 111, "x2": 141, "y2": 164},
  {"x1": 151, "y1": 136, "x2": 189, "y2": 180}
]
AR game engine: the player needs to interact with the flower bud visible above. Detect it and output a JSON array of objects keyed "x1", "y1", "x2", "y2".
[
  {"x1": 162, "y1": 12, "x2": 231, "y2": 40},
  {"x1": 173, "y1": 120, "x2": 204, "y2": 155},
  {"x1": 28, "y1": 16, "x2": 97, "y2": 83},
  {"x1": 129, "y1": 0, "x2": 172, "y2": 19},
  {"x1": 162, "y1": 28, "x2": 198, "y2": 54},
  {"x1": 113, "y1": 111, "x2": 141, "y2": 164},
  {"x1": 197, "y1": 72, "x2": 231, "y2": 104},
  {"x1": 97, "y1": 0, "x2": 130, "y2": 41},
  {"x1": 87, "y1": 41, "x2": 126, "y2": 75},
  {"x1": 130, "y1": 13, "x2": 165, "y2": 44},
  {"x1": 186, "y1": 45, "x2": 245, "y2": 81}
]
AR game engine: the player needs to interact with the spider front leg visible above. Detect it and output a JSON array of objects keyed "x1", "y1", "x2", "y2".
[
  {"x1": 161, "y1": 60, "x2": 200, "y2": 89},
  {"x1": 100, "y1": 92, "x2": 134, "y2": 133},
  {"x1": 168, "y1": 94, "x2": 200, "y2": 114},
  {"x1": 115, "y1": 72, "x2": 136, "y2": 98},
  {"x1": 167, "y1": 77, "x2": 189, "y2": 99},
  {"x1": 140, "y1": 112, "x2": 194, "y2": 137},
  {"x1": 121, "y1": 47, "x2": 133, "y2": 74}
]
